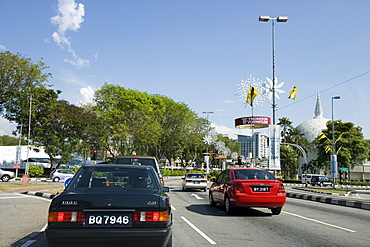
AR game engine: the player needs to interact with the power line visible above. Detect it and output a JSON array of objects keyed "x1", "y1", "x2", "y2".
[{"x1": 279, "y1": 70, "x2": 370, "y2": 110}]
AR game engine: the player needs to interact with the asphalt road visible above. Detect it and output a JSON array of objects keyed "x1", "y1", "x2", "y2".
[{"x1": 1, "y1": 178, "x2": 370, "y2": 247}]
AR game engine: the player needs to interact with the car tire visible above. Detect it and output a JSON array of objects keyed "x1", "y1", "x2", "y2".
[
  {"x1": 271, "y1": 207, "x2": 282, "y2": 215},
  {"x1": 1, "y1": 175, "x2": 10, "y2": 182},
  {"x1": 225, "y1": 195, "x2": 234, "y2": 215},
  {"x1": 203, "y1": 188, "x2": 207, "y2": 192},
  {"x1": 182, "y1": 186, "x2": 187, "y2": 191},
  {"x1": 53, "y1": 177, "x2": 60, "y2": 182},
  {"x1": 209, "y1": 193, "x2": 216, "y2": 207},
  {"x1": 166, "y1": 233, "x2": 172, "y2": 247}
]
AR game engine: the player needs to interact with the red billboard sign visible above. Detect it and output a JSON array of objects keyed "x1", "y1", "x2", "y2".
[{"x1": 235, "y1": 116, "x2": 271, "y2": 129}]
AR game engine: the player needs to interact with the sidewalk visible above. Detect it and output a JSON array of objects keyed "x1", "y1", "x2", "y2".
[{"x1": 286, "y1": 187, "x2": 370, "y2": 211}]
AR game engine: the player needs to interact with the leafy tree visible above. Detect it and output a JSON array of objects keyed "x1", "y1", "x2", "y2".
[
  {"x1": 0, "y1": 51, "x2": 51, "y2": 115},
  {"x1": 0, "y1": 135, "x2": 26, "y2": 146},
  {"x1": 278, "y1": 117, "x2": 310, "y2": 178},
  {"x1": 316, "y1": 121, "x2": 370, "y2": 173}
]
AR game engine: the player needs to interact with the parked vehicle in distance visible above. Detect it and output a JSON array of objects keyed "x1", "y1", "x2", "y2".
[
  {"x1": 311, "y1": 175, "x2": 334, "y2": 187},
  {"x1": 50, "y1": 169, "x2": 75, "y2": 182},
  {"x1": 209, "y1": 168, "x2": 286, "y2": 215},
  {"x1": 114, "y1": 155, "x2": 164, "y2": 185},
  {"x1": 0, "y1": 168, "x2": 15, "y2": 182},
  {"x1": 182, "y1": 173, "x2": 207, "y2": 191},
  {"x1": 45, "y1": 164, "x2": 172, "y2": 247}
]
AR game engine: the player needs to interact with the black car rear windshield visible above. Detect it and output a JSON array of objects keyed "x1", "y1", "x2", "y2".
[
  {"x1": 115, "y1": 158, "x2": 156, "y2": 169},
  {"x1": 67, "y1": 167, "x2": 159, "y2": 190}
]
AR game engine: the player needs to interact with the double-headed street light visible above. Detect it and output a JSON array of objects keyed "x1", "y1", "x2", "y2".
[
  {"x1": 331, "y1": 96, "x2": 340, "y2": 187},
  {"x1": 259, "y1": 15, "x2": 288, "y2": 125}
]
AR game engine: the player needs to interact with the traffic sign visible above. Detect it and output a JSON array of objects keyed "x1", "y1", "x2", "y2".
[{"x1": 64, "y1": 177, "x2": 72, "y2": 188}]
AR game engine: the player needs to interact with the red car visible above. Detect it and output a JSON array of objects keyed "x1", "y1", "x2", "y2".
[{"x1": 209, "y1": 168, "x2": 286, "y2": 215}]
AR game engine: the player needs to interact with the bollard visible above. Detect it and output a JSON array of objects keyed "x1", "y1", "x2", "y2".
[{"x1": 21, "y1": 174, "x2": 29, "y2": 185}]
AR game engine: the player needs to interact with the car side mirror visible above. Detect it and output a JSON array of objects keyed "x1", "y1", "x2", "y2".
[
  {"x1": 160, "y1": 170, "x2": 164, "y2": 175},
  {"x1": 163, "y1": 187, "x2": 170, "y2": 192}
]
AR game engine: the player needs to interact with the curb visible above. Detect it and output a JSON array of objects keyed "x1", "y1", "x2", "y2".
[
  {"x1": 22, "y1": 191, "x2": 56, "y2": 199},
  {"x1": 286, "y1": 191, "x2": 370, "y2": 211}
]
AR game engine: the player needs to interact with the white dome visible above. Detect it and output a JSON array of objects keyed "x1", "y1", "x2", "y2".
[
  {"x1": 296, "y1": 94, "x2": 329, "y2": 142},
  {"x1": 297, "y1": 116, "x2": 329, "y2": 142}
]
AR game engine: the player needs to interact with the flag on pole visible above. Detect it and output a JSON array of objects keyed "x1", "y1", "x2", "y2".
[
  {"x1": 336, "y1": 146, "x2": 342, "y2": 155},
  {"x1": 246, "y1": 86, "x2": 258, "y2": 106},
  {"x1": 325, "y1": 146, "x2": 331, "y2": 153},
  {"x1": 317, "y1": 133, "x2": 327, "y2": 141},
  {"x1": 336, "y1": 133, "x2": 344, "y2": 142},
  {"x1": 288, "y1": 86, "x2": 298, "y2": 100}
]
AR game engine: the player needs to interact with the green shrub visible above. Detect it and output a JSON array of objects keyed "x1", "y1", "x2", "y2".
[{"x1": 28, "y1": 165, "x2": 44, "y2": 177}]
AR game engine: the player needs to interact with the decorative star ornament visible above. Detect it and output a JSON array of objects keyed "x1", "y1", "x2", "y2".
[
  {"x1": 262, "y1": 77, "x2": 285, "y2": 100},
  {"x1": 237, "y1": 75, "x2": 264, "y2": 107}
]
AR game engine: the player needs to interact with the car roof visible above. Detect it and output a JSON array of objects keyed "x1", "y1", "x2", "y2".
[
  {"x1": 115, "y1": 155, "x2": 157, "y2": 159},
  {"x1": 82, "y1": 164, "x2": 155, "y2": 170}
]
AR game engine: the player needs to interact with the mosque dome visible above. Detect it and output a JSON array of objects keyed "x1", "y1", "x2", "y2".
[{"x1": 296, "y1": 94, "x2": 329, "y2": 142}]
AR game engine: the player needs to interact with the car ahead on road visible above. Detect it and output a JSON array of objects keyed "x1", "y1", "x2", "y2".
[
  {"x1": 311, "y1": 175, "x2": 334, "y2": 187},
  {"x1": 45, "y1": 164, "x2": 172, "y2": 247},
  {"x1": 182, "y1": 173, "x2": 207, "y2": 192},
  {"x1": 0, "y1": 168, "x2": 15, "y2": 182},
  {"x1": 114, "y1": 155, "x2": 164, "y2": 186},
  {"x1": 209, "y1": 168, "x2": 286, "y2": 215},
  {"x1": 50, "y1": 169, "x2": 75, "y2": 182}
]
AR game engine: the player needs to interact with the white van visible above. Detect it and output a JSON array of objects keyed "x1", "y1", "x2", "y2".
[{"x1": 301, "y1": 174, "x2": 319, "y2": 185}]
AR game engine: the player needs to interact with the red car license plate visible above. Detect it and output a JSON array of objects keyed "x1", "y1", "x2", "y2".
[
  {"x1": 85, "y1": 213, "x2": 132, "y2": 227},
  {"x1": 252, "y1": 187, "x2": 270, "y2": 192}
]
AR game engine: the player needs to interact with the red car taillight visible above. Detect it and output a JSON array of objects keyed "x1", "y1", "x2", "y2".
[
  {"x1": 48, "y1": 212, "x2": 85, "y2": 222},
  {"x1": 133, "y1": 211, "x2": 169, "y2": 222},
  {"x1": 185, "y1": 180, "x2": 192, "y2": 183},
  {"x1": 278, "y1": 184, "x2": 285, "y2": 193},
  {"x1": 234, "y1": 183, "x2": 245, "y2": 193}
]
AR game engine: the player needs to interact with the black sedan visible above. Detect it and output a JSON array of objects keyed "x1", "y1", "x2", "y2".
[{"x1": 45, "y1": 164, "x2": 172, "y2": 247}]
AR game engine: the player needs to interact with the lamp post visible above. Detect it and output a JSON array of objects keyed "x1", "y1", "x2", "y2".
[
  {"x1": 203, "y1": 111, "x2": 214, "y2": 174},
  {"x1": 331, "y1": 96, "x2": 340, "y2": 187},
  {"x1": 259, "y1": 15, "x2": 288, "y2": 125}
]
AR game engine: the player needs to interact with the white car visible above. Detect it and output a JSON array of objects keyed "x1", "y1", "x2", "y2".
[
  {"x1": 0, "y1": 169, "x2": 15, "y2": 182},
  {"x1": 182, "y1": 173, "x2": 207, "y2": 191},
  {"x1": 50, "y1": 169, "x2": 75, "y2": 182}
]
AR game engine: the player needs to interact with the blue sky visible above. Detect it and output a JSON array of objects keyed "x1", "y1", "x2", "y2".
[{"x1": 1, "y1": 0, "x2": 369, "y2": 139}]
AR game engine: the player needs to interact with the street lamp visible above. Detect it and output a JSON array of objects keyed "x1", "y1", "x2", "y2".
[
  {"x1": 331, "y1": 96, "x2": 340, "y2": 187},
  {"x1": 259, "y1": 15, "x2": 288, "y2": 125},
  {"x1": 203, "y1": 111, "x2": 214, "y2": 174}
]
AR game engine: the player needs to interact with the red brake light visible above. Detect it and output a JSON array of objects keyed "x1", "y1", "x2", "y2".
[
  {"x1": 278, "y1": 184, "x2": 285, "y2": 193},
  {"x1": 234, "y1": 183, "x2": 245, "y2": 193},
  {"x1": 133, "y1": 211, "x2": 169, "y2": 222},
  {"x1": 48, "y1": 211, "x2": 84, "y2": 222}
]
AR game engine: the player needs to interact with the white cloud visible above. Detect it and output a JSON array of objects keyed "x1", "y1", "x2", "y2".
[
  {"x1": 77, "y1": 86, "x2": 95, "y2": 106},
  {"x1": 0, "y1": 118, "x2": 16, "y2": 136},
  {"x1": 50, "y1": 0, "x2": 89, "y2": 68},
  {"x1": 211, "y1": 123, "x2": 252, "y2": 139},
  {"x1": 0, "y1": 44, "x2": 7, "y2": 51}
]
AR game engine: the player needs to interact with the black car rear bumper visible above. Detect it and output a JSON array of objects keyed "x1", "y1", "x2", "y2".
[{"x1": 45, "y1": 225, "x2": 172, "y2": 247}]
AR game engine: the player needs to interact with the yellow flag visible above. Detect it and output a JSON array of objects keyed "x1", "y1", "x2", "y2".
[
  {"x1": 336, "y1": 133, "x2": 343, "y2": 142},
  {"x1": 325, "y1": 146, "x2": 331, "y2": 153},
  {"x1": 336, "y1": 146, "x2": 342, "y2": 155},
  {"x1": 288, "y1": 86, "x2": 298, "y2": 100},
  {"x1": 246, "y1": 86, "x2": 258, "y2": 106},
  {"x1": 317, "y1": 133, "x2": 326, "y2": 141}
]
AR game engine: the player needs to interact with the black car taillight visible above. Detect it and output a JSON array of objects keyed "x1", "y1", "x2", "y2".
[
  {"x1": 133, "y1": 211, "x2": 169, "y2": 222},
  {"x1": 48, "y1": 211, "x2": 85, "y2": 222}
]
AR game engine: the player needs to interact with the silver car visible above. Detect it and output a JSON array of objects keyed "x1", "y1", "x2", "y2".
[
  {"x1": 50, "y1": 169, "x2": 75, "y2": 182},
  {"x1": 182, "y1": 173, "x2": 208, "y2": 191},
  {"x1": 0, "y1": 169, "x2": 15, "y2": 182}
]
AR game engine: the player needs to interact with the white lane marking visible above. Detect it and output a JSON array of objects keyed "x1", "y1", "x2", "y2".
[
  {"x1": 19, "y1": 240, "x2": 36, "y2": 247},
  {"x1": 283, "y1": 211, "x2": 356, "y2": 233},
  {"x1": 171, "y1": 205, "x2": 177, "y2": 210},
  {"x1": 181, "y1": 216, "x2": 216, "y2": 245},
  {"x1": 191, "y1": 194, "x2": 203, "y2": 200}
]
